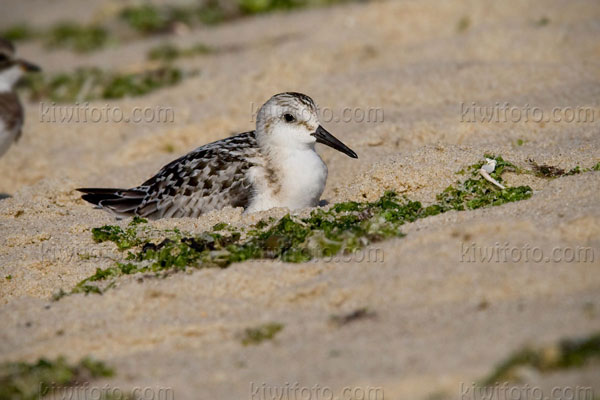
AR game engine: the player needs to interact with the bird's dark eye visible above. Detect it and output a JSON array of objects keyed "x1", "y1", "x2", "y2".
[
  {"x1": 0, "y1": 54, "x2": 7, "y2": 63},
  {"x1": 283, "y1": 113, "x2": 296, "y2": 123}
]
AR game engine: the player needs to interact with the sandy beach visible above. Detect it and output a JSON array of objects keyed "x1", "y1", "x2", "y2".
[{"x1": 1, "y1": 0, "x2": 599, "y2": 398}]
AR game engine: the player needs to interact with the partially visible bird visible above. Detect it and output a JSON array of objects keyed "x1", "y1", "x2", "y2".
[
  {"x1": 78, "y1": 92, "x2": 358, "y2": 219},
  {"x1": 0, "y1": 38, "x2": 40, "y2": 158}
]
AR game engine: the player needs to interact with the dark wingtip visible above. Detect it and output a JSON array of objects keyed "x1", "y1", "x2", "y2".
[
  {"x1": 80, "y1": 193, "x2": 100, "y2": 205},
  {"x1": 77, "y1": 187, "x2": 122, "y2": 194},
  {"x1": 77, "y1": 188, "x2": 123, "y2": 205}
]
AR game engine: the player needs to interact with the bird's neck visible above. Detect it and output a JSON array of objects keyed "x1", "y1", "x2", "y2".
[
  {"x1": 0, "y1": 81, "x2": 15, "y2": 93},
  {"x1": 262, "y1": 140, "x2": 318, "y2": 171},
  {"x1": 0, "y1": 65, "x2": 22, "y2": 93}
]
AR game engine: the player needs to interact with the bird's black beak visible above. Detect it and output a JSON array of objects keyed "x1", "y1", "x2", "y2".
[
  {"x1": 17, "y1": 59, "x2": 41, "y2": 72},
  {"x1": 311, "y1": 125, "x2": 358, "y2": 159}
]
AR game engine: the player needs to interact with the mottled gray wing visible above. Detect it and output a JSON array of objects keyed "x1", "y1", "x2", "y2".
[
  {"x1": 129, "y1": 131, "x2": 259, "y2": 218},
  {"x1": 0, "y1": 92, "x2": 23, "y2": 156}
]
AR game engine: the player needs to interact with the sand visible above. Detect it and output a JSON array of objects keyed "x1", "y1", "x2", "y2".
[{"x1": 1, "y1": 0, "x2": 599, "y2": 398}]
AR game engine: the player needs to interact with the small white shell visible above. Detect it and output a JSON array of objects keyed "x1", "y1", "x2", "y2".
[
  {"x1": 481, "y1": 158, "x2": 497, "y2": 174},
  {"x1": 479, "y1": 158, "x2": 505, "y2": 190}
]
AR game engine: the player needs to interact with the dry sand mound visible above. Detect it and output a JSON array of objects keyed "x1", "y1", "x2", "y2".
[{"x1": 1, "y1": 0, "x2": 599, "y2": 399}]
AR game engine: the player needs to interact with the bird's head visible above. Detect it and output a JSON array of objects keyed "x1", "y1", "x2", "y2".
[
  {"x1": 0, "y1": 38, "x2": 40, "y2": 92},
  {"x1": 256, "y1": 92, "x2": 357, "y2": 158}
]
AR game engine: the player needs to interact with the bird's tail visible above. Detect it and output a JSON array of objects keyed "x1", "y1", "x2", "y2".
[{"x1": 77, "y1": 187, "x2": 148, "y2": 216}]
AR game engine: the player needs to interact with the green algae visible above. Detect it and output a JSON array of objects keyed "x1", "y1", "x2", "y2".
[
  {"x1": 118, "y1": 1, "x2": 227, "y2": 32},
  {"x1": 57, "y1": 156, "x2": 535, "y2": 298},
  {"x1": 0, "y1": 24, "x2": 37, "y2": 42},
  {"x1": 121, "y1": 0, "x2": 361, "y2": 35},
  {"x1": 91, "y1": 217, "x2": 148, "y2": 250},
  {"x1": 457, "y1": 16, "x2": 471, "y2": 32},
  {"x1": 1, "y1": 22, "x2": 110, "y2": 52},
  {"x1": 536, "y1": 16, "x2": 550, "y2": 26},
  {"x1": 212, "y1": 222, "x2": 228, "y2": 231},
  {"x1": 436, "y1": 181, "x2": 532, "y2": 212},
  {"x1": 238, "y1": 0, "x2": 312, "y2": 14},
  {"x1": 19, "y1": 67, "x2": 183, "y2": 103},
  {"x1": 241, "y1": 323, "x2": 284, "y2": 345},
  {"x1": 45, "y1": 22, "x2": 111, "y2": 53},
  {"x1": 436, "y1": 155, "x2": 531, "y2": 211},
  {"x1": 0, "y1": 357, "x2": 113, "y2": 400},
  {"x1": 120, "y1": 4, "x2": 180, "y2": 34},
  {"x1": 4, "y1": 1, "x2": 366, "y2": 56},
  {"x1": 480, "y1": 332, "x2": 600, "y2": 386},
  {"x1": 147, "y1": 43, "x2": 215, "y2": 62},
  {"x1": 238, "y1": 0, "x2": 362, "y2": 15}
]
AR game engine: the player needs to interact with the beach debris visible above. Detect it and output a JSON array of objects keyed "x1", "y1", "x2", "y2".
[
  {"x1": 530, "y1": 161, "x2": 565, "y2": 178},
  {"x1": 479, "y1": 158, "x2": 505, "y2": 189},
  {"x1": 330, "y1": 307, "x2": 377, "y2": 327},
  {"x1": 529, "y1": 159, "x2": 600, "y2": 178}
]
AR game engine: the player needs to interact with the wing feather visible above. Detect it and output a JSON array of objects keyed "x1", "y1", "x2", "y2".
[{"x1": 78, "y1": 131, "x2": 259, "y2": 218}]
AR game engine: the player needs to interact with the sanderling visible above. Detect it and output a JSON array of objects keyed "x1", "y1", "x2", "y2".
[
  {"x1": 78, "y1": 92, "x2": 358, "y2": 218},
  {"x1": 0, "y1": 38, "x2": 40, "y2": 158}
]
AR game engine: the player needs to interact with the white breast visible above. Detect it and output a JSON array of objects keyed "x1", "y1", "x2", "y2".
[
  {"x1": 247, "y1": 148, "x2": 328, "y2": 213},
  {"x1": 0, "y1": 65, "x2": 23, "y2": 92}
]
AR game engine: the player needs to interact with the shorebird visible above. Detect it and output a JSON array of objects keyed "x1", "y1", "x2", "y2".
[
  {"x1": 0, "y1": 38, "x2": 40, "y2": 158},
  {"x1": 78, "y1": 92, "x2": 358, "y2": 218}
]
